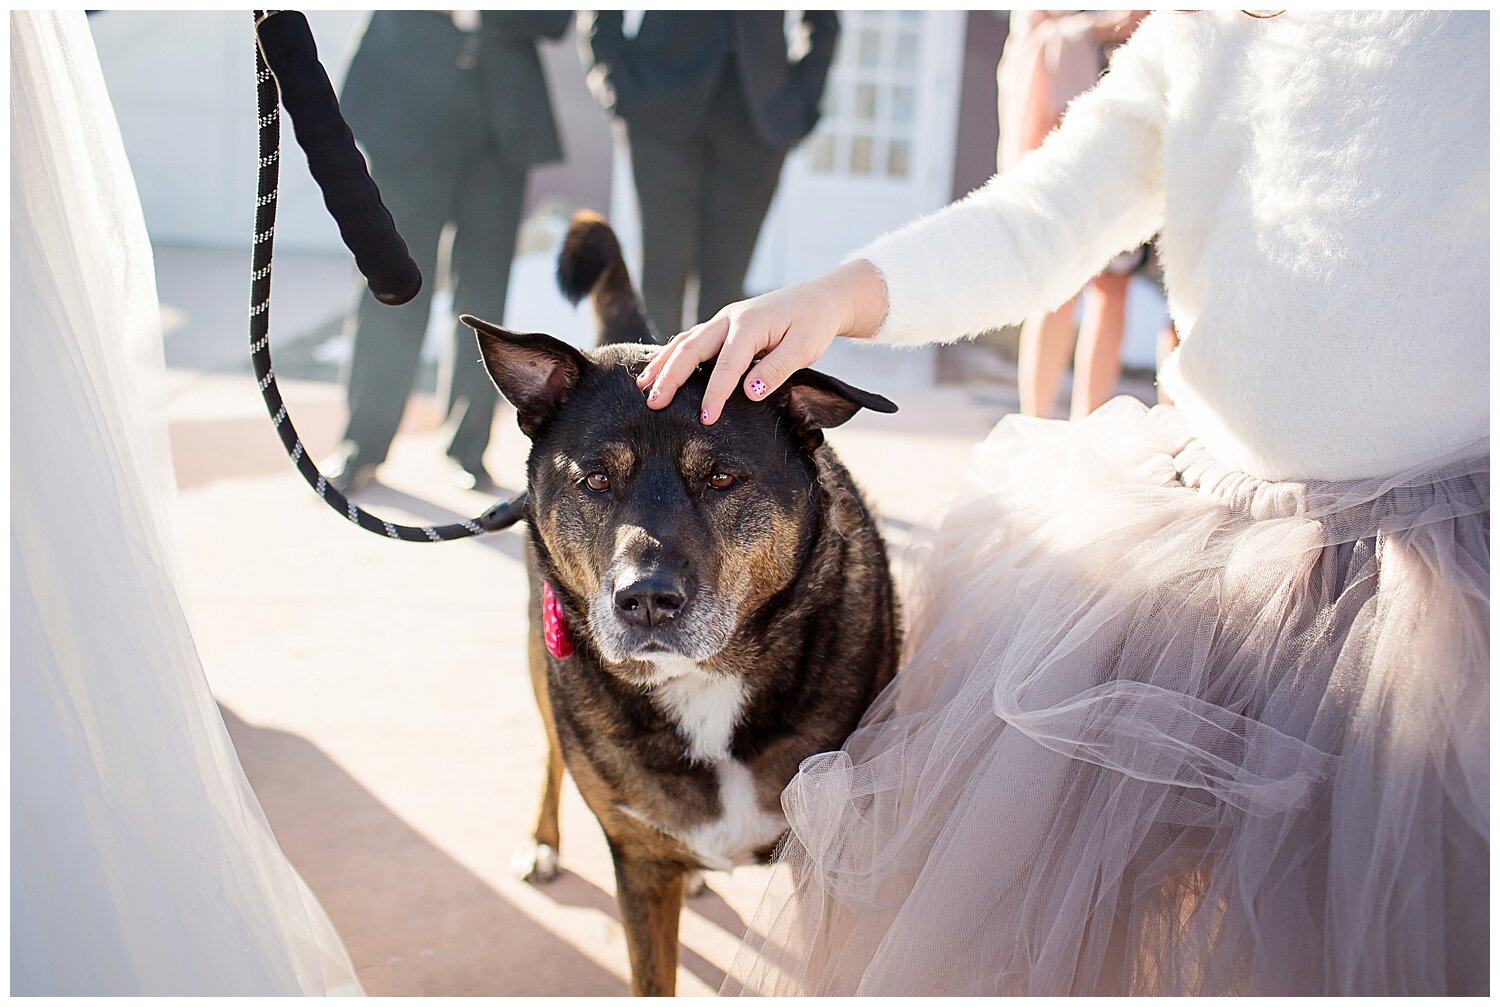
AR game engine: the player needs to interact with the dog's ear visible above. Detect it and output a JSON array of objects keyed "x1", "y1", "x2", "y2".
[
  {"x1": 462, "y1": 314, "x2": 590, "y2": 438},
  {"x1": 773, "y1": 369, "x2": 898, "y2": 450}
]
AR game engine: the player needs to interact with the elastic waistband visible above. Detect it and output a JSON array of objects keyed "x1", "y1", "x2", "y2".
[{"x1": 1170, "y1": 432, "x2": 1488, "y2": 537}]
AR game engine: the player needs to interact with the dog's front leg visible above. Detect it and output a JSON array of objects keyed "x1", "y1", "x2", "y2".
[
  {"x1": 610, "y1": 847, "x2": 685, "y2": 996},
  {"x1": 513, "y1": 574, "x2": 564, "y2": 883}
]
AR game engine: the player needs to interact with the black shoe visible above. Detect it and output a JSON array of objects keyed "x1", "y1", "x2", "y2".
[
  {"x1": 450, "y1": 458, "x2": 496, "y2": 492},
  {"x1": 322, "y1": 450, "x2": 377, "y2": 496}
]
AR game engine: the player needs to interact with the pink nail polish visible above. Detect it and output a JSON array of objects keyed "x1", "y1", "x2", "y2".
[
  {"x1": 749, "y1": 378, "x2": 767, "y2": 397},
  {"x1": 701, "y1": 409, "x2": 711, "y2": 423},
  {"x1": 648, "y1": 388, "x2": 659, "y2": 402}
]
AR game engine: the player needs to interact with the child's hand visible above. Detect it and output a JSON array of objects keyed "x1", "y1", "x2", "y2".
[{"x1": 636, "y1": 259, "x2": 888, "y2": 424}]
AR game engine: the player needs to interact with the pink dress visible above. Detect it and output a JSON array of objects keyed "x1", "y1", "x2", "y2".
[{"x1": 996, "y1": 12, "x2": 1105, "y2": 173}]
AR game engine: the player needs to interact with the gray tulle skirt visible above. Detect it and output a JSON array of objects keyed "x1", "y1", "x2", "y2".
[{"x1": 725, "y1": 398, "x2": 1488, "y2": 996}]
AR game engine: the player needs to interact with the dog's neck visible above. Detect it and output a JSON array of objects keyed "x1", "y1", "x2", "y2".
[{"x1": 637, "y1": 656, "x2": 746, "y2": 764}]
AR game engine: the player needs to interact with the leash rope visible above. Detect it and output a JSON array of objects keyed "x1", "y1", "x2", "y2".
[{"x1": 251, "y1": 10, "x2": 527, "y2": 541}]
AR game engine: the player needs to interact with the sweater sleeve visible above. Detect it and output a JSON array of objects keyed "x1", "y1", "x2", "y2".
[{"x1": 857, "y1": 13, "x2": 1171, "y2": 346}]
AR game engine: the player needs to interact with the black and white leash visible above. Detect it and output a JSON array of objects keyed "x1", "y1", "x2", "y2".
[{"x1": 251, "y1": 10, "x2": 527, "y2": 541}]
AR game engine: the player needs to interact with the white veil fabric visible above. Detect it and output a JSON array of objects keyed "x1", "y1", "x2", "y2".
[{"x1": 11, "y1": 11, "x2": 360, "y2": 994}]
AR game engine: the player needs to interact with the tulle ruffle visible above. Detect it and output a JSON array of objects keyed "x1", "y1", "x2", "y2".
[{"x1": 725, "y1": 397, "x2": 1488, "y2": 996}]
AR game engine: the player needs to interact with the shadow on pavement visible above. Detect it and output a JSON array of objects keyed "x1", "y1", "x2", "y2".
[
  {"x1": 535, "y1": 869, "x2": 735, "y2": 993},
  {"x1": 222, "y1": 707, "x2": 627, "y2": 996}
]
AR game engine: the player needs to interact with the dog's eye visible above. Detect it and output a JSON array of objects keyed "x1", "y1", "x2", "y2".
[
  {"x1": 585, "y1": 471, "x2": 611, "y2": 493},
  {"x1": 708, "y1": 472, "x2": 736, "y2": 491}
]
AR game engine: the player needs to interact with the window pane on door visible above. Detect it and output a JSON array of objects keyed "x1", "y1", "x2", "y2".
[
  {"x1": 850, "y1": 136, "x2": 874, "y2": 175},
  {"x1": 801, "y1": 10, "x2": 942, "y2": 179},
  {"x1": 811, "y1": 133, "x2": 837, "y2": 172},
  {"x1": 887, "y1": 140, "x2": 910, "y2": 178},
  {"x1": 895, "y1": 31, "x2": 919, "y2": 72},
  {"x1": 891, "y1": 86, "x2": 915, "y2": 124}
]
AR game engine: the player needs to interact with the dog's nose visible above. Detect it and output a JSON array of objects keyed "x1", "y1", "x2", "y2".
[{"x1": 614, "y1": 572, "x2": 688, "y2": 628}]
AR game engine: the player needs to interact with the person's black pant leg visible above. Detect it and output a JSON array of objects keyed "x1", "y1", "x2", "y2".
[
  {"x1": 338, "y1": 160, "x2": 453, "y2": 468},
  {"x1": 627, "y1": 124, "x2": 705, "y2": 337},
  {"x1": 443, "y1": 152, "x2": 527, "y2": 472},
  {"x1": 695, "y1": 89, "x2": 788, "y2": 324}
]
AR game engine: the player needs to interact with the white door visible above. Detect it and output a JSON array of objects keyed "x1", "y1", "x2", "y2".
[{"x1": 746, "y1": 10, "x2": 967, "y2": 292}]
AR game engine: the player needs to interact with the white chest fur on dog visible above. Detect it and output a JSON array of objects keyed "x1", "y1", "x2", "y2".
[{"x1": 619, "y1": 658, "x2": 788, "y2": 871}]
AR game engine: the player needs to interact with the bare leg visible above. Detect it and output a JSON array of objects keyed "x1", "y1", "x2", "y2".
[
  {"x1": 1070, "y1": 271, "x2": 1129, "y2": 420},
  {"x1": 1156, "y1": 322, "x2": 1180, "y2": 406},
  {"x1": 1018, "y1": 295, "x2": 1078, "y2": 419}
]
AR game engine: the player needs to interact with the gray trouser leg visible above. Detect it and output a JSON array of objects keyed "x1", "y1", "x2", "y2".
[
  {"x1": 626, "y1": 77, "x2": 788, "y2": 336},
  {"x1": 627, "y1": 126, "x2": 704, "y2": 338},
  {"x1": 695, "y1": 101, "x2": 787, "y2": 323},
  {"x1": 443, "y1": 154, "x2": 527, "y2": 470},
  {"x1": 338, "y1": 161, "x2": 452, "y2": 468}
]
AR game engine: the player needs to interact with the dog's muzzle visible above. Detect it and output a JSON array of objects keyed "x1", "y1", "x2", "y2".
[{"x1": 588, "y1": 563, "x2": 738, "y2": 666}]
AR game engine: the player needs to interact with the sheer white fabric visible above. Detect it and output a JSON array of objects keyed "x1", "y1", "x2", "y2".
[
  {"x1": 11, "y1": 11, "x2": 360, "y2": 994},
  {"x1": 725, "y1": 398, "x2": 1488, "y2": 996}
]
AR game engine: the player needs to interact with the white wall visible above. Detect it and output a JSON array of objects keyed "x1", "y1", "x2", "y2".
[{"x1": 90, "y1": 11, "x2": 369, "y2": 253}]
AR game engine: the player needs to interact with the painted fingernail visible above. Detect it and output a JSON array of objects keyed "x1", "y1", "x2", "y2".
[
  {"x1": 748, "y1": 378, "x2": 767, "y2": 398},
  {"x1": 701, "y1": 409, "x2": 711, "y2": 423},
  {"x1": 648, "y1": 387, "x2": 659, "y2": 402}
]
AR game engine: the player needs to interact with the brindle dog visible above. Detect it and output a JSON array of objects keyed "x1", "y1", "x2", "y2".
[{"x1": 461, "y1": 215, "x2": 899, "y2": 996}]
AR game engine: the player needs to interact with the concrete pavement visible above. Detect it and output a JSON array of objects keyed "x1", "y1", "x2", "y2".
[{"x1": 161, "y1": 242, "x2": 1155, "y2": 995}]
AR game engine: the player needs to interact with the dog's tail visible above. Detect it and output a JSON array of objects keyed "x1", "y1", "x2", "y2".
[{"x1": 556, "y1": 211, "x2": 656, "y2": 347}]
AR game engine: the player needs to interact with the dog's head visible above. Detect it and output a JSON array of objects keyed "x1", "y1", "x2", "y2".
[{"x1": 461, "y1": 314, "x2": 895, "y2": 685}]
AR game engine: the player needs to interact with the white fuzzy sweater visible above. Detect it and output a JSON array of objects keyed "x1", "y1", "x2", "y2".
[{"x1": 859, "y1": 10, "x2": 1488, "y2": 482}]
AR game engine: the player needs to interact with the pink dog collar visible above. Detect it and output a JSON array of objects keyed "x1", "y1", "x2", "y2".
[{"x1": 542, "y1": 580, "x2": 574, "y2": 659}]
